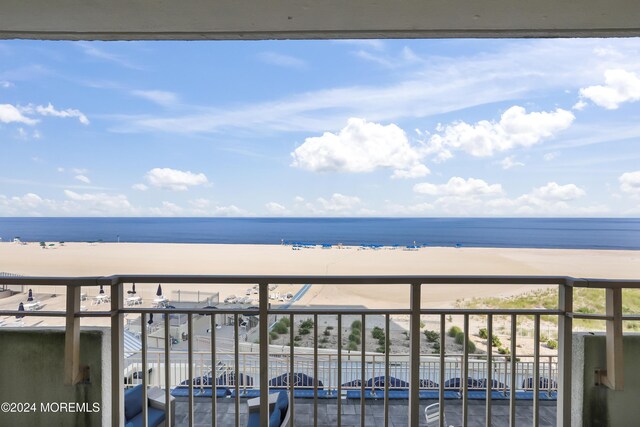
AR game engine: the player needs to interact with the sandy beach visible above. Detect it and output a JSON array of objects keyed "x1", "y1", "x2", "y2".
[
  {"x1": 2, "y1": 242, "x2": 640, "y2": 308},
  {"x1": 1, "y1": 242, "x2": 639, "y2": 353}
]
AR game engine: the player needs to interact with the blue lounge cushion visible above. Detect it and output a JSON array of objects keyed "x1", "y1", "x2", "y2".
[
  {"x1": 270, "y1": 405, "x2": 282, "y2": 427},
  {"x1": 276, "y1": 391, "x2": 289, "y2": 423},
  {"x1": 125, "y1": 406, "x2": 166, "y2": 427},
  {"x1": 124, "y1": 384, "x2": 144, "y2": 420}
]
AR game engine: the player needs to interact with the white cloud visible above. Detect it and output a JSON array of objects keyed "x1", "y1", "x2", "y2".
[
  {"x1": 572, "y1": 100, "x2": 588, "y2": 110},
  {"x1": 144, "y1": 168, "x2": 209, "y2": 191},
  {"x1": 132, "y1": 183, "x2": 148, "y2": 191},
  {"x1": 77, "y1": 42, "x2": 140, "y2": 69},
  {"x1": 63, "y1": 190, "x2": 134, "y2": 214},
  {"x1": 116, "y1": 39, "x2": 637, "y2": 137},
  {"x1": 426, "y1": 106, "x2": 575, "y2": 159},
  {"x1": 211, "y1": 205, "x2": 249, "y2": 216},
  {"x1": 291, "y1": 118, "x2": 427, "y2": 178},
  {"x1": 334, "y1": 40, "x2": 386, "y2": 50},
  {"x1": 33, "y1": 103, "x2": 89, "y2": 125},
  {"x1": 0, "y1": 104, "x2": 38, "y2": 125},
  {"x1": 579, "y1": 69, "x2": 640, "y2": 109},
  {"x1": 189, "y1": 198, "x2": 211, "y2": 209},
  {"x1": 0, "y1": 193, "x2": 46, "y2": 216},
  {"x1": 619, "y1": 171, "x2": 640, "y2": 194},
  {"x1": 0, "y1": 81, "x2": 13, "y2": 88},
  {"x1": 186, "y1": 199, "x2": 250, "y2": 216},
  {"x1": 413, "y1": 177, "x2": 503, "y2": 197},
  {"x1": 391, "y1": 164, "x2": 431, "y2": 179},
  {"x1": 149, "y1": 201, "x2": 184, "y2": 217},
  {"x1": 265, "y1": 202, "x2": 289, "y2": 215},
  {"x1": 317, "y1": 193, "x2": 361, "y2": 212},
  {"x1": 132, "y1": 90, "x2": 179, "y2": 107},
  {"x1": 543, "y1": 152, "x2": 559, "y2": 161},
  {"x1": 258, "y1": 52, "x2": 307, "y2": 69},
  {"x1": 74, "y1": 175, "x2": 91, "y2": 184},
  {"x1": 529, "y1": 182, "x2": 586, "y2": 201},
  {"x1": 501, "y1": 156, "x2": 525, "y2": 170}
]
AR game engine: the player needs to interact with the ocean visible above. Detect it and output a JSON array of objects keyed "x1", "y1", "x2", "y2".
[{"x1": 0, "y1": 217, "x2": 639, "y2": 250}]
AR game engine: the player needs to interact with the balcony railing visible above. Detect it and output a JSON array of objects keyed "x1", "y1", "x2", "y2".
[{"x1": 1, "y1": 274, "x2": 639, "y2": 427}]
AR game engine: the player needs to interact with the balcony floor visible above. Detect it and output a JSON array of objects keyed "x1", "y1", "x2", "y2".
[{"x1": 174, "y1": 397, "x2": 557, "y2": 426}]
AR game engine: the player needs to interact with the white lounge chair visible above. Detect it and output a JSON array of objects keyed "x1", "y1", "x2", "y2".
[{"x1": 425, "y1": 402, "x2": 452, "y2": 427}]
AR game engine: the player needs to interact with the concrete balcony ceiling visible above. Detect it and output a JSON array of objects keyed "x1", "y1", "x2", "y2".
[{"x1": 2, "y1": 0, "x2": 640, "y2": 40}]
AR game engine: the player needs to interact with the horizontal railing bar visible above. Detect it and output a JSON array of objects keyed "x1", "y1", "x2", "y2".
[
  {"x1": 0, "y1": 310, "x2": 67, "y2": 317},
  {"x1": 569, "y1": 313, "x2": 614, "y2": 320},
  {"x1": 0, "y1": 277, "x2": 108, "y2": 286},
  {"x1": 576, "y1": 278, "x2": 640, "y2": 289},
  {"x1": 420, "y1": 309, "x2": 562, "y2": 315},
  {"x1": 1, "y1": 274, "x2": 579, "y2": 286},
  {"x1": 3, "y1": 274, "x2": 640, "y2": 288},
  {"x1": 268, "y1": 308, "x2": 410, "y2": 315}
]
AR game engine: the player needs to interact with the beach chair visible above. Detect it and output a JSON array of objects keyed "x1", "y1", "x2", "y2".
[{"x1": 247, "y1": 391, "x2": 290, "y2": 427}]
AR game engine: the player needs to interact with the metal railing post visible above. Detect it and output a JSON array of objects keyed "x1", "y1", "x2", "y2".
[
  {"x1": 64, "y1": 285, "x2": 81, "y2": 384},
  {"x1": 557, "y1": 283, "x2": 573, "y2": 427},
  {"x1": 409, "y1": 283, "x2": 421, "y2": 427},
  {"x1": 605, "y1": 287, "x2": 624, "y2": 390},
  {"x1": 259, "y1": 283, "x2": 269, "y2": 427},
  {"x1": 141, "y1": 313, "x2": 149, "y2": 427},
  {"x1": 111, "y1": 280, "x2": 125, "y2": 427}
]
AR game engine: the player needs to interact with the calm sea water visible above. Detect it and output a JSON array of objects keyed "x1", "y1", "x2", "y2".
[{"x1": 0, "y1": 218, "x2": 639, "y2": 250}]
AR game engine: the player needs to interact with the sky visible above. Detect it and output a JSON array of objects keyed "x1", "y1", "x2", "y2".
[{"x1": 1, "y1": 38, "x2": 640, "y2": 217}]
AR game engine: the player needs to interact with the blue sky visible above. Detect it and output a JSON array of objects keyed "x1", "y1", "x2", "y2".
[{"x1": 1, "y1": 38, "x2": 640, "y2": 217}]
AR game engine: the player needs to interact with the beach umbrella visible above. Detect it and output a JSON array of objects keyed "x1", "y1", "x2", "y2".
[
  {"x1": 128, "y1": 283, "x2": 136, "y2": 295},
  {"x1": 156, "y1": 284, "x2": 163, "y2": 297},
  {"x1": 99, "y1": 285, "x2": 105, "y2": 295},
  {"x1": 27, "y1": 289, "x2": 34, "y2": 302},
  {"x1": 16, "y1": 302, "x2": 25, "y2": 319},
  {"x1": 147, "y1": 313, "x2": 154, "y2": 325}
]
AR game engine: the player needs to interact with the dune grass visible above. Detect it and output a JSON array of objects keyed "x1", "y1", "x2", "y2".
[{"x1": 456, "y1": 288, "x2": 640, "y2": 332}]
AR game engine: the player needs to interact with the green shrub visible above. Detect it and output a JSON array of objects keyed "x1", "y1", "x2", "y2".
[
  {"x1": 376, "y1": 346, "x2": 386, "y2": 353},
  {"x1": 269, "y1": 331, "x2": 279, "y2": 341},
  {"x1": 299, "y1": 327, "x2": 310, "y2": 335},
  {"x1": 326, "y1": 326, "x2": 334, "y2": 330},
  {"x1": 323, "y1": 329, "x2": 331, "y2": 336},
  {"x1": 539, "y1": 334, "x2": 549, "y2": 342},
  {"x1": 419, "y1": 320, "x2": 426, "y2": 329},
  {"x1": 279, "y1": 317, "x2": 291, "y2": 327},
  {"x1": 448, "y1": 326, "x2": 462, "y2": 337},
  {"x1": 348, "y1": 333, "x2": 361, "y2": 344},
  {"x1": 293, "y1": 335, "x2": 302, "y2": 342},
  {"x1": 424, "y1": 330, "x2": 439, "y2": 343},
  {"x1": 492, "y1": 335, "x2": 502, "y2": 347},
  {"x1": 273, "y1": 322, "x2": 288, "y2": 334},
  {"x1": 498, "y1": 347, "x2": 510, "y2": 355},
  {"x1": 347, "y1": 342, "x2": 358, "y2": 351},
  {"x1": 300, "y1": 319, "x2": 314, "y2": 329},
  {"x1": 351, "y1": 328, "x2": 361, "y2": 336},
  {"x1": 455, "y1": 332, "x2": 476, "y2": 353},
  {"x1": 351, "y1": 320, "x2": 362, "y2": 330},
  {"x1": 433, "y1": 342, "x2": 440, "y2": 351},
  {"x1": 479, "y1": 328, "x2": 488, "y2": 339},
  {"x1": 547, "y1": 339, "x2": 558, "y2": 349},
  {"x1": 372, "y1": 327, "x2": 385, "y2": 340},
  {"x1": 320, "y1": 337, "x2": 329, "y2": 344},
  {"x1": 378, "y1": 336, "x2": 386, "y2": 346}
]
